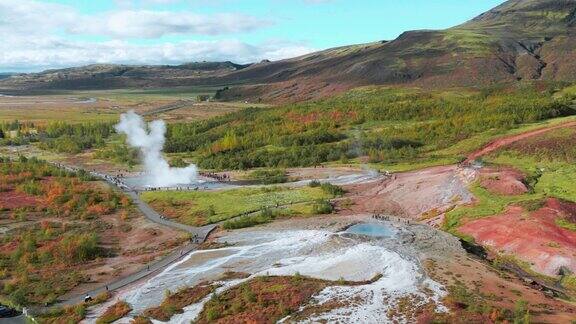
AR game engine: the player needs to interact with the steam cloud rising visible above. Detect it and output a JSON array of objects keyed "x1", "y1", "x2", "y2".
[{"x1": 115, "y1": 111, "x2": 198, "y2": 187}]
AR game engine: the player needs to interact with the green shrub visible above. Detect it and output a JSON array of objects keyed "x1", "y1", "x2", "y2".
[
  {"x1": 94, "y1": 142, "x2": 138, "y2": 167},
  {"x1": 17, "y1": 180, "x2": 43, "y2": 196},
  {"x1": 206, "y1": 308, "x2": 219, "y2": 321},
  {"x1": 161, "y1": 86, "x2": 574, "y2": 170},
  {"x1": 308, "y1": 180, "x2": 321, "y2": 188},
  {"x1": 247, "y1": 169, "x2": 288, "y2": 184},
  {"x1": 312, "y1": 199, "x2": 334, "y2": 214},
  {"x1": 556, "y1": 218, "x2": 576, "y2": 231},
  {"x1": 320, "y1": 183, "x2": 345, "y2": 197},
  {"x1": 222, "y1": 209, "x2": 276, "y2": 229},
  {"x1": 170, "y1": 157, "x2": 188, "y2": 168},
  {"x1": 513, "y1": 300, "x2": 530, "y2": 324},
  {"x1": 38, "y1": 122, "x2": 114, "y2": 154}
]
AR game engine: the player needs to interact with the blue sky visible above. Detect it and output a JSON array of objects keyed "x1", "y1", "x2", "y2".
[{"x1": 0, "y1": 0, "x2": 504, "y2": 72}]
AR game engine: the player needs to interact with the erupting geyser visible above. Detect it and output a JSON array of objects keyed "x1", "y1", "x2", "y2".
[{"x1": 115, "y1": 110, "x2": 198, "y2": 187}]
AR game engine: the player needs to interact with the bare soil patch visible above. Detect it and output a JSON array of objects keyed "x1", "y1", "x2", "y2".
[
  {"x1": 479, "y1": 167, "x2": 529, "y2": 196},
  {"x1": 458, "y1": 198, "x2": 576, "y2": 276},
  {"x1": 343, "y1": 165, "x2": 474, "y2": 223},
  {"x1": 426, "y1": 255, "x2": 576, "y2": 323},
  {"x1": 0, "y1": 190, "x2": 38, "y2": 209}
]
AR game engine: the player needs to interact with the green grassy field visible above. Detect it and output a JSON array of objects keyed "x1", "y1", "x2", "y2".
[
  {"x1": 43, "y1": 86, "x2": 222, "y2": 101},
  {"x1": 142, "y1": 186, "x2": 332, "y2": 226},
  {"x1": 488, "y1": 156, "x2": 576, "y2": 203},
  {"x1": 0, "y1": 108, "x2": 120, "y2": 124},
  {"x1": 486, "y1": 127, "x2": 576, "y2": 203},
  {"x1": 444, "y1": 184, "x2": 543, "y2": 233},
  {"x1": 0, "y1": 86, "x2": 238, "y2": 124}
]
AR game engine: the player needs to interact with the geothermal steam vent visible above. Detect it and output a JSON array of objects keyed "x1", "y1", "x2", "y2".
[{"x1": 116, "y1": 110, "x2": 198, "y2": 187}]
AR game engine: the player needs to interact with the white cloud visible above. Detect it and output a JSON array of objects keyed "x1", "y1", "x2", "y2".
[
  {"x1": 0, "y1": 0, "x2": 271, "y2": 39},
  {"x1": 0, "y1": 0, "x2": 76, "y2": 36},
  {"x1": 71, "y1": 10, "x2": 273, "y2": 38},
  {"x1": 0, "y1": 36, "x2": 315, "y2": 72},
  {"x1": 0, "y1": 0, "x2": 313, "y2": 71}
]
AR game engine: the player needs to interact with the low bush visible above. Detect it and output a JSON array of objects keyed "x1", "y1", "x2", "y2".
[
  {"x1": 161, "y1": 86, "x2": 574, "y2": 170},
  {"x1": 308, "y1": 180, "x2": 321, "y2": 188},
  {"x1": 247, "y1": 169, "x2": 288, "y2": 184},
  {"x1": 96, "y1": 301, "x2": 132, "y2": 324},
  {"x1": 143, "y1": 284, "x2": 215, "y2": 321},
  {"x1": 222, "y1": 209, "x2": 276, "y2": 229},
  {"x1": 312, "y1": 199, "x2": 334, "y2": 214},
  {"x1": 37, "y1": 304, "x2": 86, "y2": 324},
  {"x1": 320, "y1": 183, "x2": 345, "y2": 197},
  {"x1": 131, "y1": 316, "x2": 152, "y2": 324}
]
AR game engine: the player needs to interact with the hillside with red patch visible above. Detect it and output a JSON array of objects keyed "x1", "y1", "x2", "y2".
[
  {"x1": 478, "y1": 167, "x2": 529, "y2": 196},
  {"x1": 458, "y1": 198, "x2": 576, "y2": 276},
  {"x1": 0, "y1": 191, "x2": 38, "y2": 210}
]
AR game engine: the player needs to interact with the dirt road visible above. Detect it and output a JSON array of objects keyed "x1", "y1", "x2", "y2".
[
  {"x1": 33, "y1": 166, "x2": 217, "y2": 312},
  {"x1": 464, "y1": 120, "x2": 576, "y2": 163},
  {"x1": 140, "y1": 99, "x2": 195, "y2": 117},
  {"x1": 126, "y1": 191, "x2": 216, "y2": 239},
  {"x1": 59, "y1": 242, "x2": 199, "y2": 307}
]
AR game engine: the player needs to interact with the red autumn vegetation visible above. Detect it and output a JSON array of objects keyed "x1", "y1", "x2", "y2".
[
  {"x1": 143, "y1": 283, "x2": 217, "y2": 321},
  {"x1": 96, "y1": 301, "x2": 132, "y2": 324},
  {"x1": 196, "y1": 275, "x2": 328, "y2": 324},
  {"x1": 0, "y1": 156, "x2": 131, "y2": 306}
]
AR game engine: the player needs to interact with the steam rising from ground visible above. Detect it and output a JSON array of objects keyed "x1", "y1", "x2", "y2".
[{"x1": 116, "y1": 110, "x2": 197, "y2": 187}]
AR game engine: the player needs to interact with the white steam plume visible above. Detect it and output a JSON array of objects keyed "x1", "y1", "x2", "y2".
[{"x1": 115, "y1": 110, "x2": 197, "y2": 187}]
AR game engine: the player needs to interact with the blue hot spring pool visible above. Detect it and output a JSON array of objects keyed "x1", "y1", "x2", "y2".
[{"x1": 345, "y1": 223, "x2": 395, "y2": 238}]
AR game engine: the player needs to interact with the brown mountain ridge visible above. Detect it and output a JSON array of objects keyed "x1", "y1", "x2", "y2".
[{"x1": 2, "y1": 0, "x2": 576, "y2": 102}]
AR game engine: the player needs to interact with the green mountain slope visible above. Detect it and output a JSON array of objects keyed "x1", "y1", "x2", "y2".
[
  {"x1": 215, "y1": 0, "x2": 576, "y2": 102},
  {"x1": 1, "y1": 0, "x2": 576, "y2": 101}
]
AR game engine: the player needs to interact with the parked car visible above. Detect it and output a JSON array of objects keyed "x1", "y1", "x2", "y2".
[{"x1": 0, "y1": 305, "x2": 19, "y2": 318}]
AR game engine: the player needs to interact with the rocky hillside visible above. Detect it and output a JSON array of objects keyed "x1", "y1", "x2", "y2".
[
  {"x1": 0, "y1": 62, "x2": 249, "y2": 91},
  {"x1": 216, "y1": 0, "x2": 576, "y2": 102},
  {"x1": 2, "y1": 0, "x2": 576, "y2": 101}
]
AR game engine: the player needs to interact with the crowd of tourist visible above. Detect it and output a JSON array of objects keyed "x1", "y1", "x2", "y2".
[{"x1": 199, "y1": 171, "x2": 231, "y2": 182}]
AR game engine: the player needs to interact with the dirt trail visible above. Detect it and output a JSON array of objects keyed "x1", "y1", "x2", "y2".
[
  {"x1": 27, "y1": 163, "x2": 216, "y2": 315},
  {"x1": 140, "y1": 99, "x2": 195, "y2": 116},
  {"x1": 464, "y1": 120, "x2": 576, "y2": 163}
]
